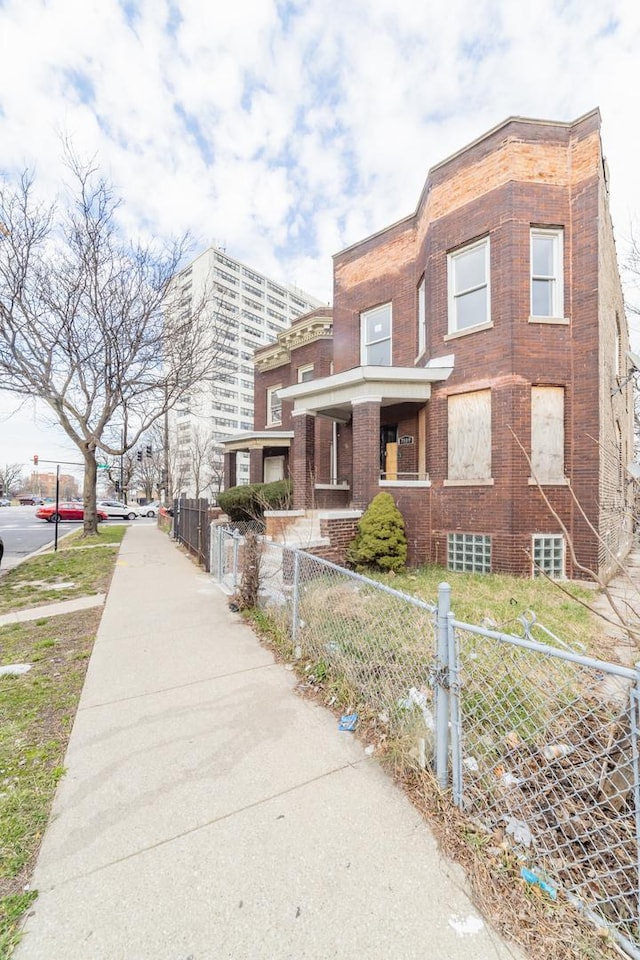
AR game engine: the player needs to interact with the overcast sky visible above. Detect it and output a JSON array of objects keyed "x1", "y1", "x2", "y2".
[{"x1": 1, "y1": 0, "x2": 640, "y2": 478}]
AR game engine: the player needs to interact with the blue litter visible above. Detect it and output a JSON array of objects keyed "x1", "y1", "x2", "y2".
[
  {"x1": 520, "y1": 867, "x2": 556, "y2": 899},
  {"x1": 339, "y1": 713, "x2": 358, "y2": 731}
]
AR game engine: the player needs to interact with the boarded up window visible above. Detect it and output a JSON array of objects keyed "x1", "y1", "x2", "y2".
[
  {"x1": 448, "y1": 390, "x2": 491, "y2": 481},
  {"x1": 531, "y1": 386, "x2": 564, "y2": 481}
]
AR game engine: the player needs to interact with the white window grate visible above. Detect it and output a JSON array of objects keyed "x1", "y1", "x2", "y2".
[{"x1": 447, "y1": 533, "x2": 491, "y2": 573}]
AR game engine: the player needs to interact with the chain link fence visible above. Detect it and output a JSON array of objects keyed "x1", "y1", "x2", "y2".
[
  {"x1": 450, "y1": 617, "x2": 640, "y2": 957},
  {"x1": 211, "y1": 528, "x2": 640, "y2": 958}
]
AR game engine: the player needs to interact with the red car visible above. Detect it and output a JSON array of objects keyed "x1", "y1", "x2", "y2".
[{"x1": 35, "y1": 502, "x2": 109, "y2": 522}]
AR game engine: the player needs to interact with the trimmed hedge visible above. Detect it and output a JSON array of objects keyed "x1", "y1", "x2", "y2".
[{"x1": 218, "y1": 479, "x2": 292, "y2": 521}]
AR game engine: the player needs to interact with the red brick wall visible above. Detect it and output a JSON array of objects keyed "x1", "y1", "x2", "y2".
[
  {"x1": 278, "y1": 112, "x2": 625, "y2": 579},
  {"x1": 352, "y1": 401, "x2": 381, "y2": 508}
]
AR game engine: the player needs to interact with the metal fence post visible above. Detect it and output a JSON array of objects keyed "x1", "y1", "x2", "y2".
[
  {"x1": 447, "y1": 609, "x2": 462, "y2": 806},
  {"x1": 292, "y1": 550, "x2": 301, "y2": 650},
  {"x1": 435, "y1": 582, "x2": 451, "y2": 789},
  {"x1": 232, "y1": 530, "x2": 241, "y2": 591},
  {"x1": 217, "y1": 528, "x2": 224, "y2": 582}
]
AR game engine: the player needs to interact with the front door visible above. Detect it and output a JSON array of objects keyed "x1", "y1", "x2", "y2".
[
  {"x1": 264, "y1": 456, "x2": 285, "y2": 483},
  {"x1": 380, "y1": 425, "x2": 398, "y2": 480}
]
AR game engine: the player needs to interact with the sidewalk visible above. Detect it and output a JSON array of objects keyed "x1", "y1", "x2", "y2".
[{"x1": 15, "y1": 524, "x2": 522, "y2": 960}]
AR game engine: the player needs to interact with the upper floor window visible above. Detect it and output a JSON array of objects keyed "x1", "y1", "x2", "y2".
[
  {"x1": 448, "y1": 238, "x2": 490, "y2": 333},
  {"x1": 298, "y1": 364, "x2": 314, "y2": 383},
  {"x1": 417, "y1": 277, "x2": 426, "y2": 356},
  {"x1": 361, "y1": 303, "x2": 392, "y2": 365},
  {"x1": 267, "y1": 385, "x2": 282, "y2": 426},
  {"x1": 531, "y1": 228, "x2": 563, "y2": 318}
]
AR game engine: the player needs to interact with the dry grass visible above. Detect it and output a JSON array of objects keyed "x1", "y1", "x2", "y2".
[{"x1": 398, "y1": 766, "x2": 625, "y2": 960}]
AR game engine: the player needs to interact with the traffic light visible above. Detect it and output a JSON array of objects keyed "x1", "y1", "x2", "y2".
[
  {"x1": 114, "y1": 481, "x2": 120, "y2": 493},
  {"x1": 137, "y1": 449, "x2": 142, "y2": 462},
  {"x1": 146, "y1": 445, "x2": 152, "y2": 458},
  {"x1": 33, "y1": 454, "x2": 38, "y2": 465}
]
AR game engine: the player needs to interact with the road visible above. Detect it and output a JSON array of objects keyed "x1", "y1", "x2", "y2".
[{"x1": 0, "y1": 505, "x2": 153, "y2": 573}]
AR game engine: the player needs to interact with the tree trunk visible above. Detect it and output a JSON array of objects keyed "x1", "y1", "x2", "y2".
[{"x1": 82, "y1": 446, "x2": 99, "y2": 535}]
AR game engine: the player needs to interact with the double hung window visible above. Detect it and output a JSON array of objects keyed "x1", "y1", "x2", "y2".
[
  {"x1": 267, "y1": 386, "x2": 282, "y2": 426},
  {"x1": 448, "y1": 238, "x2": 490, "y2": 333},
  {"x1": 361, "y1": 303, "x2": 392, "y2": 365},
  {"x1": 530, "y1": 229, "x2": 563, "y2": 318}
]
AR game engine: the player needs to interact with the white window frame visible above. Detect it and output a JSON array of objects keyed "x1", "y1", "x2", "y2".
[
  {"x1": 266, "y1": 385, "x2": 282, "y2": 426},
  {"x1": 447, "y1": 238, "x2": 490, "y2": 334},
  {"x1": 298, "y1": 364, "x2": 314, "y2": 383},
  {"x1": 530, "y1": 228, "x2": 564, "y2": 319},
  {"x1": 447, "y1": 533, "x2": 491, "y2": 573},
  {"x1": 361, "y1": 303, "x2": 392, "y2": 366},
  {"x1": 417, "y1": 276, "x2": 426, "y2": 356},
  {"x1": 532, "y1": 534, "x2": 565, "y2": 579}
]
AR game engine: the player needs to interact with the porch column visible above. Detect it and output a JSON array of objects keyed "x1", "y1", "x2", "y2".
[
  {"x1": 291, "y1": 411, "x2": 316, "y2": 509},
  {"x1": 224, "y1": 451, "x2": 237, "y2": 490},
  {"x1": 249, "y1": 449, "x2": 262, "y2": 484},
  {"x1": 352, "y1": 397, "x2": 382, "y2": 509}
]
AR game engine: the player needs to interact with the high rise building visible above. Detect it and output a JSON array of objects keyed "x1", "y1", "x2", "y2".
[{"x1": 170, "y1": 245, "x2": 324, "y2": 497}]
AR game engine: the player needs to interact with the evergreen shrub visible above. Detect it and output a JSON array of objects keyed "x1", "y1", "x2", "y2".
[{"x1": 345, "y1": 492, "x2": 408, "y2": 573}]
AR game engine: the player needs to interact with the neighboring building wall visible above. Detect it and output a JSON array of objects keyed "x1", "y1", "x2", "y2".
[
  {"x1": 251, "y1": 310, "x2": 334, "y2": 487},
  {"x1": 598, "y1": 162, "x2": 634, "y2": 577}
]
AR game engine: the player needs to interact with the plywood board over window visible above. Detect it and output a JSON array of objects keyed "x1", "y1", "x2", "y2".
[
  {"x1": 531, "y1": 386, "x2": 565, "y2": 482},
  {"x1": 447, "y1": 389, "x2": 491, "y2": 482}
]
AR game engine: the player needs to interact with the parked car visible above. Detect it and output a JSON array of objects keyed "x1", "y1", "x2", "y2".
[
  {"x1": 135, "y1": 501, "x2": 161, "y2": 518},
  {"x1": 96, "y1": 500, "x2": 139, "y2": 520},
  {"x1": 0, "y1": 498, "x2": 11, "y2": 507},
  {"x1": 36, "y1": 503, "x2": 108, "y2": 522},
  {"x1": 19, "y1": 496, "x2": 44, "y2": 505}
]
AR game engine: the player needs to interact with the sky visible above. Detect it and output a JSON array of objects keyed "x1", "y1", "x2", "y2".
[{"x1": 1, "y1": 0, "x2": 640, "y2": 480}]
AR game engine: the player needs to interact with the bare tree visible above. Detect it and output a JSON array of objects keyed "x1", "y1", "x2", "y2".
[
  {"x1": 0, "y1": 462, "x2": 24, "y2": 497},
  {"x1": 133, "y1": 424, "x2": 165, "y2": 500},
  {"x1": 207, "y1": 442, "x2": 225, "y2": 500},
  {"x1": 189, "y1": 424, "x2": 215, "y2": 499},
  {"x1": 0, "y1": 154, "x2": 229, "y2": 533}
]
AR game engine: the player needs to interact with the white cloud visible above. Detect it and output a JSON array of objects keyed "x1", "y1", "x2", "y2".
[{"x1": 2, "y1": 0, "x2": 640, "y2": 457}]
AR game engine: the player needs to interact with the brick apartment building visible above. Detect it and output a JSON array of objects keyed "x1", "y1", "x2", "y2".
[{"x1": 224, "y1": 109, "x2": 634, "y2": 580}]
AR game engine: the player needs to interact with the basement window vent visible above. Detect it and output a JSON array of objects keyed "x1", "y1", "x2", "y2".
[
  {"x1": 532, "y1": 535, "x2": 565, "y2": 579},
  {"x1": 447, "y1": 533, "x2": 491, "y2": 574}
]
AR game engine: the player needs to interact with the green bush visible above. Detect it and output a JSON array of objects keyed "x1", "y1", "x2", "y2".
[
  {"x1": 345, "y1": 492, "x2": 408, "y2": 573},
  {"x1": 218, "y1": 479, "x2": 292, "y2": 521}
]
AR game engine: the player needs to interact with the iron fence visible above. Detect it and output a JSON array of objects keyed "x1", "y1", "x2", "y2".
[
  {"x1": 173, "y1": 498, "x2": 211, "y2": 571},
  {"x1": 211, "y1": 530, "x2": 640, "y2": 958}
]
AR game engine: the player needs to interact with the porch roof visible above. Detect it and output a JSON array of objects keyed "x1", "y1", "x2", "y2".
[
  {"x1": 278, "y1": 358, "x2": 454, "y2": 421},
  {"x1": 221, "y1": 431, "x2": 293, "y2": 453}
]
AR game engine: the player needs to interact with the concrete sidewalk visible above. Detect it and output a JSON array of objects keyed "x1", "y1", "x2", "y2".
[{"x1": 16, "y1": 525, "x2": 522, "y2": 960}]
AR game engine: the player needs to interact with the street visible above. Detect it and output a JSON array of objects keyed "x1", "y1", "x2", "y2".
[{"x1": 0, "y1": 505, "x2": 153, "y2": 572}]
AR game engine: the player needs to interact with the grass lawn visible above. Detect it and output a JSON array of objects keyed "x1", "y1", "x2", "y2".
[
  {"x1": 379, "y1": 563, "x2": 603, "y2": 655},
  {"x1": 0, "y1": 527, "x2": 126, "y2": 615},
  {"x1": 0, "y1": 529, "x2": 123, "y2": 957}
]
